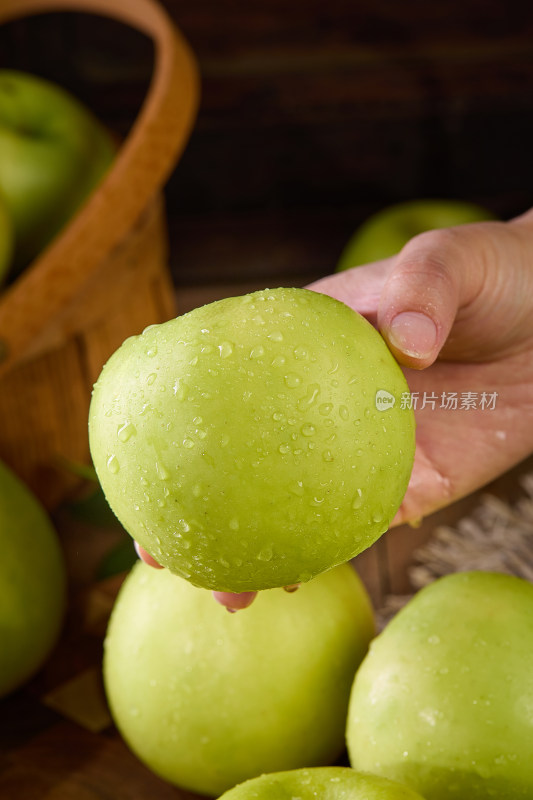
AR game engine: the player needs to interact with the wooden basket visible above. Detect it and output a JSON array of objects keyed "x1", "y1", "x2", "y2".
[{"x1": 0, "y1": 0, "x2": 199, "y2": 509}]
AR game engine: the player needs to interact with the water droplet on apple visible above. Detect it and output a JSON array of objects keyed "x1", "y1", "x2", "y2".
[
  {"x1": 301, "y1": 423, "x2": 315, "y2": 437},
  {"x1": 268, "y1": 330, "x2": 283, "y2": 342},
  {"x1": 173, "y1": 379, "x2": 189, "y2": 401},
  {"x1": 229, "y1": 518, "x2": 239, "y2": 531},
  {"x1": 285, "y1": 373, "x2": 302, "y2": 388},
  {"x1": 352, "y1": 489, "x2": 363, "y2": 510},
  {"x1": 289, "y1": 480, "x2": 305, "y2": 496},
  {"x1": 339, "y1": 405, "x2": 349, "y2": 421},
  {"x1": 257, "y1": 545, "x2": 273, "y2": 561},
  {"x1": 146, "y1": 345, "x2": 157, "y2": 358},
  {"x1": 250, "y1": 345, "x2": 265, "y2": 359},
  {"x1": 271, "y1": 355, "x2": 286, "y2": 367},
  {"x1": 322, "y1": 450, "x2": 334, "y2": 462},
  {"x1": 298, "y1": 383, "x2": 320, "y2": 410},
  {"x1": 279, "y1": 443, "x2": 291, "y2": 455},
  {"x1": 146, "y1": 373, "x2": 157, "y2": 385},
  {"x1": 117, "y1": 421, "x2": 136, "y2": 442},
  {"x1": 156, "y1": 461, "x2": 170, "y2": 480},
  {"x1": 319, "y1": 403, "x2": 333, "y2": 416},
  {"x1": 218, "y1": 341, "x2": 233, "y2": 358},
  {"x1": 293, "y1": 345, "x2": 308, "y2": 360},
  {"x1": 183, "y1": 438, "x2": 194, "y2": 449},
  {"x1": 107, "y1": 455, "x2": 120, "y2": 474}
]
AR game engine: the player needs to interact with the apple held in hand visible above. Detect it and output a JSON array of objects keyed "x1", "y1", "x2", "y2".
[
  {"x1": 0, "y1": 459, "x2": 66, "y2": 698},
  {"x1": 337, "y1": 199, "x2": 495, "y2": 270},
  {"x1": 0, "y1": 69, "x2": 116, "y2": 272},
  {"x1": 347, "y1": 571, "x2": 533, "y2": 799},
  {"x1": 89, "y1": 287, "x2": 415, "y2": 592},
  {"x1": 218, "y1": 767, "x2": 427, "y2": 800},
  {"x1": 104, "y1": 561, "x2": 375, "y2": 797}
]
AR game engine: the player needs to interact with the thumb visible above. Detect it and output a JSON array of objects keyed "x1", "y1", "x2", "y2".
[{"x1": 377, "y1": 218, "x2": 533, "y2": 369}]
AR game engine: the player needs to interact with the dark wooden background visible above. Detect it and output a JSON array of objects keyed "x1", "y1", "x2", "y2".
[{"x1": 2, "y1": 0, "x2": 533, "y2": 307}]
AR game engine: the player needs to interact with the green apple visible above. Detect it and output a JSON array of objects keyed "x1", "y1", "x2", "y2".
[
  {"x1": 89, "y1": 287, "x2": 415, "y2": 592},
  {"x1": 104, "y1": 561, "x2": 375, "y2": 797},
  {"x1": 337, "y1": 199, "x2": 495, "y2": 270},
  {"x1": 0, "y1": 69, "x2": 116, "y2": 272},
  {"x1": 218, "y1": 766, "x2": 428, "y2": 800},
  {"x1": 347, "y1": 571, "x2": 533, "y2": 799},
  {"x1": 0, "y1": 458, "x2": 66, "y2": 698},
  {"x1": 0, "y1": 190, "x2": 14, "y2": 283}
]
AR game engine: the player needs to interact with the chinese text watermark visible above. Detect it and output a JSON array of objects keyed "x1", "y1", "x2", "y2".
[{"x1": 375, "y1": 390, "x2": 498, "y2": 412}]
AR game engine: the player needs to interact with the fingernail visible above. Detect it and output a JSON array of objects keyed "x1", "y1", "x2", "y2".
[
  {"x1": 388, "y1": 312, "x2": 437, "y2": 359},
  {"x1": 226, "y1": 607, "x2": 238, "y2": 614}
]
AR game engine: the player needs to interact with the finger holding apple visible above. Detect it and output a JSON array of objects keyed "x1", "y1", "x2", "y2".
[{"x1": 0, "y1": 69, "x2": 116, "y2": 273}]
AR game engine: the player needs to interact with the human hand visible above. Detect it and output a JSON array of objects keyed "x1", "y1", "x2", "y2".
[
  {"x1": 312, "y1": 210, "x2": 533, "y2": 525},
  {"x1": 138, "y1": 209, "x2": 533, "y2": 609}
]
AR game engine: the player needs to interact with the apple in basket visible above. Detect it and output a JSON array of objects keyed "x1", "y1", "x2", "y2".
[
  {"x1": 336, "y1": 199, "x2": 495, "y2": 270},
  {"x1": 89, "y1": 287, "x2": 416, "y2": 593},
  {"x1": 0, "y1": 69, "x2": 116, "y2": 274},
  {"x1": 0, "y1": 458, "x2": 66, "y2": 698}
]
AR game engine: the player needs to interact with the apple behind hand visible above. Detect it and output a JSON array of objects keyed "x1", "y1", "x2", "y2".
[
  {"x1": 337, "y1": 199, "x2": 495, "y2": 270},
  {"x1": 347, "y1": 571, "x2": 533, "y2": 799},
  {"x1": 0, "y1": 69, "x2": 116, "y2": 273},
  {"x1": 104, "y1": 561, "x2": 375, "y2": 797},
  {"x1": 0, "y1": 459, "x2": 66, "y2": 697},
  {"x1": 89, "y1": 287, "x2": 415, "y2": 593}
]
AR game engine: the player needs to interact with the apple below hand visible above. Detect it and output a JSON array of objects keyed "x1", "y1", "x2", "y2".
[
  {"x1": 347, "y1": 571, "x2": 533, "y2": 799},
  {"x1": 104, "y1": 561, "x2": 375, "y2": 796},
  {"x1": 219, "y1": 767, "x2": 427, "y2": 800}
]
